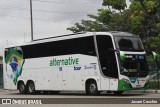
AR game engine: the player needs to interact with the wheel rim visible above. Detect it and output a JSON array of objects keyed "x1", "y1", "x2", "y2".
[
  {"x1": 29, "y1": 83, "x2": 34, "y2": 93},
  {"x1": 90, "y1": 83, "x2": 96, "y2": 93}
]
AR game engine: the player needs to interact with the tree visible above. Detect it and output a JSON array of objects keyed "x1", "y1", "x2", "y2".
[
  {"x1": 67, "y1": 8, "x2": 131, "y2": 33},
  {"x1": 67, "y1": 19, "x2": 108, "y2": 33},
  {"x1": 109, "y1": 9, "x2": 131, "y2": 32},
  {"x1": 67, "y1": 9, "x2": 111, "y2": 32},
  {"x1": 67, "y1": 0, "x2": 129, "y2": 33},
  {"x1": 129, "y1": 0, "x2": 159, "y2": 38},
  {"x1": 102, "y1": 0, "x2": 127, "y2": 12}
]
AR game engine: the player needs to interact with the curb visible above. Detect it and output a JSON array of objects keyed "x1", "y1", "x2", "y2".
[
  {"x1": 133, "y1": 90, "x2": 160, "y2": 94},
  {"x1": 0, "y1": 88, "x2": 160, "y2": 94},
  {"x1": 144, "y1": 90, "x2": 160, "y2": 93}
]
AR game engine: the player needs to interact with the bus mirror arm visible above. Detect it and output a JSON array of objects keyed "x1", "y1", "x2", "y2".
[{"x1": 108, "y1": 48, "x2": 125, "y2": 61}]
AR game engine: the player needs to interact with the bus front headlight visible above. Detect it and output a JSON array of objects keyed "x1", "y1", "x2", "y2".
[{"x1": 121, "y1": 78, "x2": 130, "y2": 84}]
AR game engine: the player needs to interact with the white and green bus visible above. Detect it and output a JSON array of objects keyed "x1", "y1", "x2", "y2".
[{"x1": 3, "y1": 32, "x2": 150, "y2": 95}]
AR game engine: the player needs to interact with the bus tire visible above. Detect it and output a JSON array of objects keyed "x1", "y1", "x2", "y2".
[
  {"x1": 27, "y1": 81, "x2": 35, "y2": 94},
  {"x1": 18, "y1": 82, "x2": 26, "y2": 94},
  {"x1": 86, "y1": 80, "x2": 99, "y2": 96},
  {"x1": 113, "y1": 91, "x2": 123, "y2": 95}
]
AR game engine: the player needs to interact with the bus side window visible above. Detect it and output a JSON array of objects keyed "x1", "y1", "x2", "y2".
[{"x1": 22, "y1": 36, "x2": 96, "y2": 59}]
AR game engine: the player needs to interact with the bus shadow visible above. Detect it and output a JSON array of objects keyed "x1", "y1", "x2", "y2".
[
  {"x1": 10, "y1": 91, "x2": 146, "y2": 97},
  {"x1": 101, "y1": 93, "x2": 146, "y2": 97}
]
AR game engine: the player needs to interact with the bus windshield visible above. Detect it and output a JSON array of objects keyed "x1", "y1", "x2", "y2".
[
  {"x1": 114, "y1": 36, "x2": 144, "y2": 51},
  {"x1": 120, "y1": 54, "x2": 148, "y2": 77}
]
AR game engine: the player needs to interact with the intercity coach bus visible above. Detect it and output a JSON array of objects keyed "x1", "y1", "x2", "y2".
[{"x1": 3, "y1": 32, "x2": 150, "y2": 95}]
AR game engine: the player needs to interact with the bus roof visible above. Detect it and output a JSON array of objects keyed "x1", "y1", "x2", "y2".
[
  {"x1": 33, "y1": 31, "x2": 136, "y2": 42},
  {"x1": 4, "y1": 31, "x2": 136, "y2": 48},
  {"x1": 109, "y1": 31, "x2": 137, "y2": 37}
]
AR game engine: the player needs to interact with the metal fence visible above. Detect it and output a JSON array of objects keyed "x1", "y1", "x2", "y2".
[{"x1": 148, "y1": 61, "x2": 160, "y2": 89}]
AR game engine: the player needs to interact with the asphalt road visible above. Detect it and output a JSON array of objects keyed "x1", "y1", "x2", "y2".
[
  {"x1": 0, "y1": 89, "x2": 160, "y2": 98},
  {"x1": 0, "y1": 89, "x2": 160, "y2": 107}
]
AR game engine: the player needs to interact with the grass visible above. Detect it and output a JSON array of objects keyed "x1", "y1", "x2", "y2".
[{"x1": 149, "y1": 80, "x2": 160, "y2": 89}]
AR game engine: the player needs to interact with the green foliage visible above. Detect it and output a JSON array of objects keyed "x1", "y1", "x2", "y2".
[
  {"x1": 130, "y1": 15, "x2": 144, "y2": 33},
  {"x1": 97, "y1": 9, "x2": 112, "y2": 25},
  {"x1": 67, "y1": 8, "x2": 131, "y2": 33},
  {"x1": 144, "y1": 0, "x2": 157, "y2": 14},
  {"x1": 103, "y1": 0, "x2": 127, "y2": 11},
  {"x1": 129, "y1": 0, "x2": 143, "y2": 11},
  {"x1": 149, "y1": 80, "x2": 160, "y2": 89},
  {"x1": 0, "y1": 56, "x2": 2, "y2": 60},
  {"x1": 66, "y1": 20, "x2": 108, "y2": 33},
  {"x1": 145, "y1": 35, "x2": 160, "y2": 64},
  {"x1": 145, "y1": 35, "x2": 160, "y2": 52},
  {"x1": 129, "y1": 0, "x2": 160, "y2": 36},
  {"x1": 67, "y1": 9, "x2": 112, "y2": 32},
  {"x1": 108, "y1": 10, "x2": 131, "y2": 32},
  {"x1": 156, "y1": 23, "x2": 160, "y2": 32}
]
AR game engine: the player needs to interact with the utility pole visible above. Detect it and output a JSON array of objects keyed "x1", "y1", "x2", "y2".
[
  {"x1": 24, "y1": 33, "x2": 26, "y2": 43},
  {"x1": 30, "y1": 0, "x2": 33, "y2": 41},
  {"x1": 6, "y1": 40, "x2": 8, "y2": 46}
]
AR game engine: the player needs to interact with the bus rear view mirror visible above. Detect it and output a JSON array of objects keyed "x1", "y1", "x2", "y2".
[{"x1": 120, "y1": 51, "x2": 125, "y2": 61}]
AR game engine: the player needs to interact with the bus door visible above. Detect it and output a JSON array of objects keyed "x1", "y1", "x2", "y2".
[
  {"x1": 96, "y1": 35, "x2": 118, "y2": 90},
  {"x1": 53, "y1": 67, "x2": 63, "y2": 90}
]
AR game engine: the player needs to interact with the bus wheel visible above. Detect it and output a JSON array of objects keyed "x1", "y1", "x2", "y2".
[
  {"x1": 27, "y1": 81, "x2": 35, "y2": 94},
  {"x1": 86, "y1": 80, "x2": 99, "y2": 95},
  {"x1": 18, "y1": 82, "x2": 26, "y2": 94},
  {"x1": 113, "y1": 91, "x2": 123, "y2": 95}
]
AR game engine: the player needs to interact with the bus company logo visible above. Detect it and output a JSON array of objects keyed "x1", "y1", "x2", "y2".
[
  {"x1": 84, "y1": 65, "x2": 96, "y2": 70},
  {"x1": 5, "y1": 47, "x2": 25, "y2": 85},
  {"x1": 2, "y1": 99, "x2": 11, "y2": 104},
  {"x1": 74, "y1": 66, "x2": 81, "y2": 70},
  {"x1": 50, "y1": 57, "x2": 79, "y2": 66},
  {"x1": 2, "y1": 99, "x2": 42, "y2": 104},
  {"x1": 130, "y1": 77, "x2": 141, "y2": 84},
  {"x1": 130, "y1": 77, "x2": 137, "y2": 83}
]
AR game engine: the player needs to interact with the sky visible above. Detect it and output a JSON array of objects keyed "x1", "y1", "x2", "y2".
[{"x1": 0, "y1": 0, "x2": 131, "y2": 56}]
